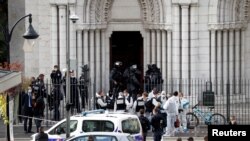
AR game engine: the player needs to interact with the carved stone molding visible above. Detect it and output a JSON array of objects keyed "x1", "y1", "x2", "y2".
[
  {"x1": 143, "y1": 23, "x2": 172, "y2": 31},
  {"x1": 76, "y1": 23, "x2": 108, "y2": 30},
  {"x1": 172, "y1": 0, "x2": 197, "y2": 5},
  {"x1": 208, "y1": 22, "x2": 248, "y2": 31},
  {"x1": 50, "y1": 0, "x2": 76, "y2": 5}
]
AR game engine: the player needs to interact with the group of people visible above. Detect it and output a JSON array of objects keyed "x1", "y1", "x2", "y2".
[
  {"x1": 50, "y1": 65, "x2": 87, "y2": 116},
  {"x1": 95, "y1": 87, "x2": 190, "y2": 141},
  {"x1": 21, "y1": 64, "x2": 88, "y2": 134},
  {"x1": 22, "y1": 73, "x2": 46, "y2": 133}
]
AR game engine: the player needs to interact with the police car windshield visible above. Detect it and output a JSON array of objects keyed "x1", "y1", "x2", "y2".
[
  {"x1": 121, "y1": 118, "x2": 140, "y2": 134},
  {"x1": 82, "y1": 120, "x2": 114, "y2": 132}
]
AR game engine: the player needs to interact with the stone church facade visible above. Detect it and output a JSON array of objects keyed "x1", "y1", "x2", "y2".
[{"x1": 8, "y1": 0, "x2": 250, "y2": 95}]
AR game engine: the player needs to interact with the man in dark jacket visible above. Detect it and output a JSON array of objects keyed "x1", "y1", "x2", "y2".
[
  {"x1": 33, "y1": 93, "x2": 45, "y2": 132},
  {"x1": 35, "y1": 126, "x2": 48, "y2": 141},
  {"x1": 138, "y1": 109, "x2": 150, "y2": 141},
  {"x1": 22, "y1": 86, "x2": 34, "y2": 133},
  {"x1": 151, "y1": 107, "x2": 166, "y2": 141}
]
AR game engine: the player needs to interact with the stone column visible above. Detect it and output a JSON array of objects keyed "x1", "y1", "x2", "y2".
[
  {"x1": 144, "y1": 30, "x2": 149, "y2": 73},
  {"x1": 223, "y1": 30, "x2": 229, "y2": 95},
  {"x1": 235, "y1": 29, "x2": 240, "y2": 93},
  {"x1": 210, "y1": 30, "x2": 216, "y2": 89},
  {"x1": 156, "y1": 30, "x2": 161, "y2": 68},
  {"x1": 101, "y1": 30, "x2": 106, "y2": 89},
  {"x1": 83, "y1": 30, "x2": 89, "y2": 65},
  {"x1": 190, "y1": 5, "x2": 198, "y2": 79},
  {"x1": 181, "y1": 5, "x2": 189, "y2": 94},
  {"x1": 167, "y1": 31, "x2": 172, "y2": 92},
  {"x1": 210, "y1": 29, "x2": 217, "y2": 93},
  {"x1": 58, "y1": 5, "x2": 67, "y2": 69},
  {"x1": 181, "y1": 5, "x2": 189, "y2": 80},
  {"x1": 240, "y1": 30, "x2": 244, "y2": 88},
  {"x1": 217, "y1": 30, "x2": 222, "y2": 95},
  {"x1": 151, "y1": 30, "x2": 156, "y2": 64},
  {"x1": 51, "y1": 4, "x2": 58, "y2": 67},
  {"x1": 89, "y1": 30, "x2": 95, "y2": 94},
  {"x1": 146, "y1": 30, "x2": 151, "y2": 64},
  {"x1": 161, "y1": 30, "x2": 167, "y2": 91},
  {"x1": 172, "y1": 5, "x2": 180, "y2": 84},
  {"x1": 96, "y1": 29, "x2": 101, "y2": 91},
  {"x1": 229, "y1": 30, "x2": 234, "y2": 93},
  {"x1": 77, "y1": 30, "x2": 83, "y2": 77},
  {"x1": 106, "y1": 32, "x2": 111, "y2": 92}
]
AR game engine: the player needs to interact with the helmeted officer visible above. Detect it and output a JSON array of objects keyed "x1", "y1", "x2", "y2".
[{"x1": 110, "y1": 61, "x2": 124, "y2": 99}]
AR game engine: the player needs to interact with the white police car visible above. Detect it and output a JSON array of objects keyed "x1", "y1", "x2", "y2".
[
  {"x1": 65, "y1": 132, "x2": 135, "y2": 141},
  {"x1": 31, "y1": 110, "x2": 143, "y2": 141}
]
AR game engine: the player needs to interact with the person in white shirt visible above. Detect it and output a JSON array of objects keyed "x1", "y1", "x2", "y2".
[
  {"x1": 96, "y1": 90, "x2": 108, "y2": 110},
  {"x1": 148, "y1": 87, "x2": 158, "y2": 99},
  {"x1": 123, "y1": 89, "x2": 133, "y2": 113},
  {"x1": 178, "y1": 92, "x2": 189, "y2": 132},
  {"x1": 163, "y1": 91, "x2": 179, "y2": 136}
]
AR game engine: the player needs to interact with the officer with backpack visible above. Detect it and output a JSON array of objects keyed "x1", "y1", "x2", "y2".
[{"x1": 138, "y1": 109, "x2": 150, "y2": 141}]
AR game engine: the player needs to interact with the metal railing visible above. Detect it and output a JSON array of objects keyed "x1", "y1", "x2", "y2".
[{"x1": 14, "y1": 78, "x2": 250, "y2": 128}]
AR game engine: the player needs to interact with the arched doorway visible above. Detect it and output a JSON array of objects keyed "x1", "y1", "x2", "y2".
[{"x1": 110, "y1": 31, "x2": 144, "y2": 91}]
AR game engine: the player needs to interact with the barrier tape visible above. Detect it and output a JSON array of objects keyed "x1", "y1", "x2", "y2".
[{"x1": 18, "y1": 115, "x2": 58, "y2": 123}]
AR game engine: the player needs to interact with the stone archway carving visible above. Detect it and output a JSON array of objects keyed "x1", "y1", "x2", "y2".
[
  {"x1": 84, "y1": 0, "x2": 165, "y2": 29},
  {"x1": 208, "y1": 0, "x2": 249, "y2": 30}
]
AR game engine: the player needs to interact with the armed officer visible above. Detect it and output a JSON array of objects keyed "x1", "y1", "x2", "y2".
[{"x1": 109, "y1": 61, "x2": 124, "y2": 100}]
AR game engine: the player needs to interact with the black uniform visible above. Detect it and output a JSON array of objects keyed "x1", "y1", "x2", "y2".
[
  {"x1": 123, "y1": 65, "x2": 141, "y2": 101},
  {"x1": 110, "y1": 63, "x2": 124, "y2": 99},
  {"x1": 151, "y1": 111, "x2": 166, "y2": 141}
]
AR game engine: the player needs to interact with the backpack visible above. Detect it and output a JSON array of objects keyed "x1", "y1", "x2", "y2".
[
  {"x1": 145, "y1": 98, "x2": 154, "y2": 113},
  {"x1": 139, "y1": 116, "x2": 150, "y2": 132}
]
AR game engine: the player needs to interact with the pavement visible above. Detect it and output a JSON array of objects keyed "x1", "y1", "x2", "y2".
[{"x1": 0, "y1": 120, "x2": 207, "y2": 141}]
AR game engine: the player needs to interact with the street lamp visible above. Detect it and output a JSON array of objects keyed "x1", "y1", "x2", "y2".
[
  {"x1": 65, "y1": 4, "x2": 79, "y2": 138},
  {"x1": 1, "y1": 13, "x2": 39, "y2": 141}
]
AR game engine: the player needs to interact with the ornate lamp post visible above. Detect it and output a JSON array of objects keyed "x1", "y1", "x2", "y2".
[{"x1": 1, "y1": 13, "x2": 39, "y2": 141}]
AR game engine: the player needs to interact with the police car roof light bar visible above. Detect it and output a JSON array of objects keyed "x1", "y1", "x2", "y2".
[{"x1": 82, "y1": 109, "x2": 105, "y2": 116}]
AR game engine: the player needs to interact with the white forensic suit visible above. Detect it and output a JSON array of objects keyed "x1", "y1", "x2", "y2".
[
  {"x1": 163, "y1": 95, "x2": 179, "y2": 136},
  {"x1": 178, "y1": 97, "x2": 189, "y2": 132}
]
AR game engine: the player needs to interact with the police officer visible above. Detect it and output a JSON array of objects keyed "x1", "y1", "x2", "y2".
[
  {"x1": 110, "y1": 61, "x2": 124, "y2": 99},
  {"x1": 50, "y1": 65, "x2": 62, "y2": 85},
  {"x1": 123, "y1": 64, "x2": 141, "y2": 101},
  {"x1": 69, "y1": 70, "x2": 80, "y2": 113},
  {"x1": 144, "y1": 64, "x2": 153, "y2": 92},
  {"x1": 33, "y1": 74, "x2": 47, "y2": 98},
  {"x1": 114, "y1": 92, "x2": 126, "y2": 112},
  {"x1": 79, "y1": 65, "x2": 89, "y2": 109},
  {"x1": 96, "y1": 90, "x2": 108, "y2": 110},
  {"x1": 123, "y1": 89, "x2": 133, "y2": 113},
  {"x1": 133, "y1": 93, "x2": 145, "y2": 116},
  {"x1": 151, "y1": 107, "x2": 166, "y2": 141},
  {"x1": 50, "y1": 65, "x2": 62, "y2": 121}
]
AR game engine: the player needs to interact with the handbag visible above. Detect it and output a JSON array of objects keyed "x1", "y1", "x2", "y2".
[{"x1": 174, "y1": 118, "x2": 180, "y2": 128}]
